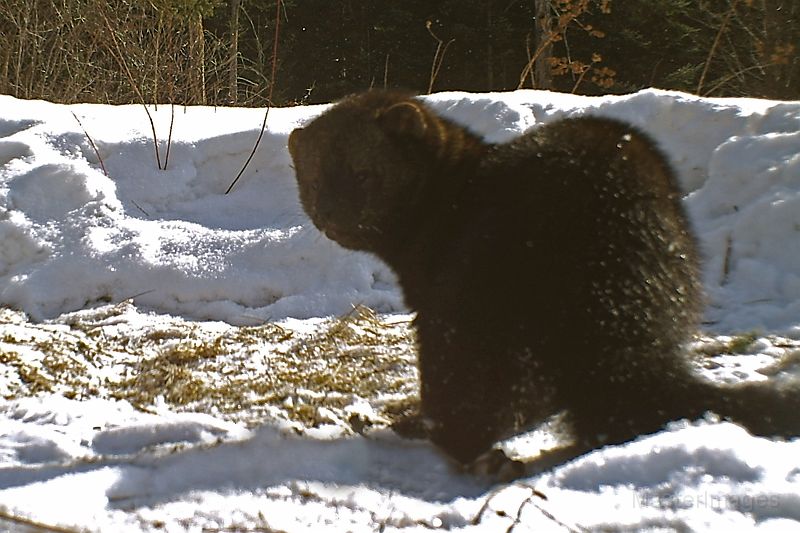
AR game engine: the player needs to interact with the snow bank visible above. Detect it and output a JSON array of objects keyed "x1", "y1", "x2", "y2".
[
  {"x1": 1, "y1": 90, "x2": 799, "y2": 333},
  {"x1": 2, "y1": 395, "x2": 800, "y2": 532},
  {"x1": 0, "y1": 99, "x2": 400, "y2": 325}
]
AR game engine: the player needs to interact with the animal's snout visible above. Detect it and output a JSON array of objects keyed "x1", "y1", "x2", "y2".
[{"x1": 288, "y1": 127, "x2": 304, "y2": 157}]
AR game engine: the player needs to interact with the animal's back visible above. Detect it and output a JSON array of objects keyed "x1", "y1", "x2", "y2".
[
  {"x1": 408, "y1": 116, "x2": 702, "y2": 461},
  {"x1": 412, "y1": 116, "x2": 700, "y2": 361}
]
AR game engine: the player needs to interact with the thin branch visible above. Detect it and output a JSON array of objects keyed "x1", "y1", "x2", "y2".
[
  {"x1": 226, "y1": 0, "x2": 283, "y2": 195},
  {"x1": 383, "y1": 53, "x2": 390, "y2": 89},
  {"x1": 524, "y1": 33, "x2": 536, "y2": 88},
  {"x1": 70, "y1": 111, "x2": 108, "y2": 177},
  {"x1": 702, "y1": 61, "x2": 777, "y2": 96},
  {"x1": 697, "y1": 0, "x2": 740, "y2": 95},
  {"x1": 0, "y1": 510, "x2": 80, "y2": 533},
  {"x1": 721, "y1": 232, "x2": 733, "y2": 285},
  {"x1": 518, "y1": 38, "x2": 556, "y2": 89},
  {"x1": 226, "y1": 105, "x2": 271, "y2": 195},
  {"x1": 131, "y1": 199, "x2": 151, "y2": 217},
  {"x1": 426, "y1": 20, "x2": 455, "y2": 94},
  {"x1": 98, "y1": 9, "x2": 162, "y2": 169},
  {"x1": 571, "y1": 65, "x2": 591, "y2": 93},
  {"x1": 508, "y1": 484, "x2": 579, "y2": 533},
  {"x1": 164, "y1": 103, "x2": 175, "y2": 170}
]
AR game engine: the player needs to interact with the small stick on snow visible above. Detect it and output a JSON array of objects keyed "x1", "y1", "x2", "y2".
[
  {"x1": 0, "y1": 510, "x2": 80, "y2": 533},
  {"x1": 70, "y1": 111, "x2": 108, "y2": 177},
  {"x1": 722, "y1": 232, "x2": 733, "y2": 285}
]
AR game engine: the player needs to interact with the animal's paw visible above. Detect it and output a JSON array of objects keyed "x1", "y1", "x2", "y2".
[
  {"x1": 390, "y1": 410, "x2": 434, "y2": 440},
  {"x1": 469, "y1": 448, "x2": 527, "y2": 482},
  {"x1": 519, "y1": 443, "x2": 590, "y2": 477}
]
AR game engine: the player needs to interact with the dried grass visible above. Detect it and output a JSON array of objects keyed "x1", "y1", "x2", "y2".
[
  {"x1": 4, "y1": 303, "x2": 798, "y2": 436},
  {"x1": 1, "y1": 303, "x2": 418, "y2": 433}
]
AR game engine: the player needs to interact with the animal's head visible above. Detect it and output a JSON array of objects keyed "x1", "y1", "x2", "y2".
[{"x1": 288, "y1": 90, "x2": 480, "y2": 253}]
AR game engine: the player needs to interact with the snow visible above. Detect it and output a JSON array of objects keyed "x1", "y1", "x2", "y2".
[
  {"x1": 1, "y1": 89, "x2": 800, "y2": 531},
  {"x1": 2, "y1": 90, "x2": 800, "y2": 332}
]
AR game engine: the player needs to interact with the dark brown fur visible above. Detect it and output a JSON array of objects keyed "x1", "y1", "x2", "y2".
[{"x1": 288, "y1": 90, "x2": 800, "y2": 468}]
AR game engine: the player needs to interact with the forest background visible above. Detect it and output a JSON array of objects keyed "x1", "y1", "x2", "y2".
[{"x1": 0, "y1": 0, "x2": 797, "y2": 108}]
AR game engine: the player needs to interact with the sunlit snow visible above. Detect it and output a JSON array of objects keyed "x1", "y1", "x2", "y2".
[{"x1": 1, "y1": 89, "x2": 800, "y2": 531}]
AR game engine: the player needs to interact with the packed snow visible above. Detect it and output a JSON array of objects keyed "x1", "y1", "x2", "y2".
[{"x1": 1, "y1": 89, "x2": 800, "y2": 531}]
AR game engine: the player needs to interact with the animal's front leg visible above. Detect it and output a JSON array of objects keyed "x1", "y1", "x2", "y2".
[{"x1": 414, "y1": 323, "x2": 513, "y2": 464}]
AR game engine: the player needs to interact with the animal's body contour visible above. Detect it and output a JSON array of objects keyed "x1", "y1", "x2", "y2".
[{"x1": 288, "y1": 90, "x2": 800, "y2": 468}]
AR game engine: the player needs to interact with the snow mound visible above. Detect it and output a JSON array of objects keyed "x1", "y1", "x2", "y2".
[
  {"x1": 1, "y1": 90, "x2": 799, "y2": 333},
  {"x1": 2, "y1": 396, "x2": 800, "y2": 531}
]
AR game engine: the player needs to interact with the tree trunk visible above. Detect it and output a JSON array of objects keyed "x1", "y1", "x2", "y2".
[{"x1": 188, "y1": 11, "x2": 206, "y2": 105}]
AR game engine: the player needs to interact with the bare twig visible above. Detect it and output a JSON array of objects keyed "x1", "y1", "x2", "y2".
[
  {"x1": 164, "y1": 103, "x2": 175, "y2": 170},
  {"x1": 383, "y1": 53, "x2": 390, "y2": 89},
  {"x1": 571, "y1": 53, "x2": 604, "y2": 93},
  {"x1": 70, "y1": 111, "x2": 108, "y2": 177},
  {"x1": 697, "y1": 0, "x2": 740, "y2": 95},
  {"x1": 702, "y1": 61, "x2": 777, "y2": 96},
  {"x1": 472, "y1": 483, "x2": 578, "y2": 532},
  {"x1": 98, "y1": 9, "x2": 163, "y2": 169},
  {"x1": 426, "y1": 20, "x2": 455, "y2": 94},
  {"x1": 524, "y1": 33, "x2": 536, "y2": 88},
  {"x1": 472, "y1": 485, "x2": 505, "y2": 525},
  {"x1": 571, "y1": 65, "x2": 591, "y2": 93},
  {"x1": 226, "y1": 0, "x2": 283, "y2": 195},
  {"x1": 0, "y1": 510, "x2": 80, "y2": 533},
  {"x1": 721, "y1": 232, "x2": 733, "y2": 285},
  {"x1": 131, "y1": 199, "x2": 151, "y2": 217},
  {"x1": 518, "y1": 32, "x2": 560, "y2": 89}
]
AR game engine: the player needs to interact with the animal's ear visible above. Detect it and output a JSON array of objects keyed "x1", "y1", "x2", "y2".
[{"x1": 375, "y1": 100, "x2": 430, "y2": 140}]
